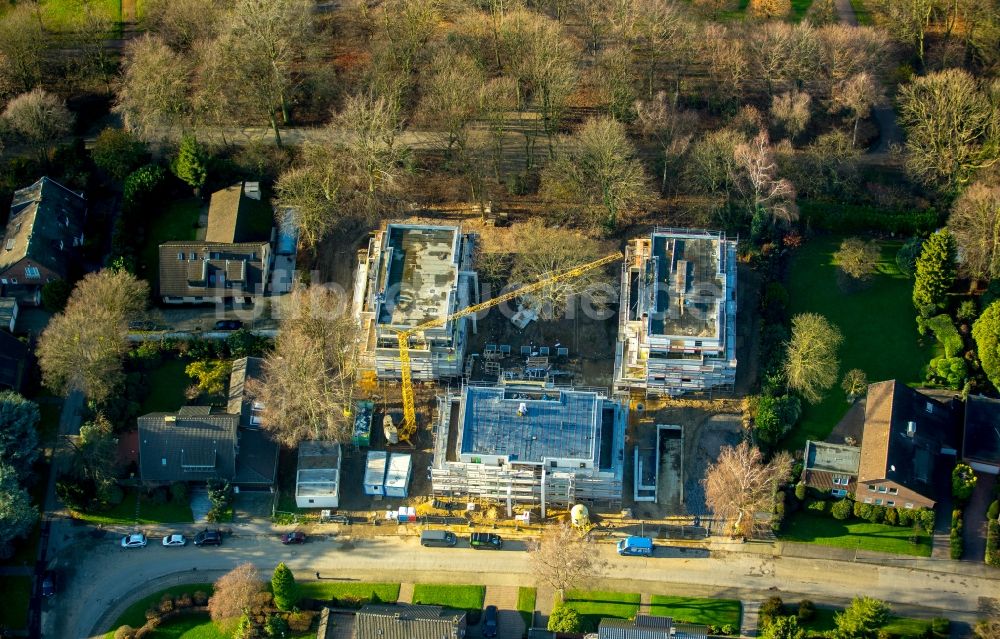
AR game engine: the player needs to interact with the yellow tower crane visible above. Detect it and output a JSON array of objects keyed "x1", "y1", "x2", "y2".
[{"x1": 395, "y1": 251, "x2": 624, "y2": 443}]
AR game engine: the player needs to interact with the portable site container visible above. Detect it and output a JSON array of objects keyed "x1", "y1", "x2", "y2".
[
  {"x1": 384, "y1": 453, "x2": 412, "y2": 498},
  {"x1": 364, "y1": 450, "x2": 388, "y2": 496}
]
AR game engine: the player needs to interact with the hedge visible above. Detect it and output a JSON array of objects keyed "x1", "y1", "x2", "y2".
[
  {"x1": 949, "y1": 509, "x2": 963, "y2": 560},
  {"x1": 987, "y1": 520, "x2": 1000, "y2": 567},
  {"x1": 798, "y1": 200, "x2": 940, "y2": 235}
]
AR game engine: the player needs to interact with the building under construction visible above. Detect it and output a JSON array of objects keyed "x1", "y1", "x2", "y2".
[
  {"x1": 354, "y1": 223, "x2": 478, "y2": 380},
  {"x1": 614, "y1": 228, "x2": 737, "y2": 397},
  {"x1": 431, "y1": 382, "x2": 627, "y2": 514}
]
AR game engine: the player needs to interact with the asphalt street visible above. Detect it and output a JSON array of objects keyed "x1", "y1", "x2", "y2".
[{"x1": 45, "y1": 529, "x2": 999, "y2": 639}]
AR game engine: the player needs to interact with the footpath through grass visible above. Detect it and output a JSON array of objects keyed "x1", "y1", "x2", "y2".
[
  {"x1": 780, "y1": 511, "x2": 932, "y2": 557},
  {"x1": 564, "y1": 590, "x2": 641, "y2": 633},
  {"x1": 298, "y1": 582, "x2": 400, "y2": 606},
  {"x1": 785, "y1": 237, "x2": 933, "y2": 450},
  {"x1": 649, "y1": 595, "x2": 742, "y2": 629},
  {"x1": 412, "y1": 584, "x2": 486, "y2": 611}
]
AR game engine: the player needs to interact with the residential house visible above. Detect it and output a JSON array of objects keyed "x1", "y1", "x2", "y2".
[
  {"x1": 431, "y1": 383, "x2": 628, "y2": 513},
  {"x1": 295, "y1": 440, "x2": 341, "y2": 508},
  {"x1": 0, "y1": 331, "x2": 28, "y2": 392},
  {"x1": 226, "y1": 357, "x2": 280, "y2": 487},
  {"x1": 0, "y1": 177, "x2": 86, "y2": 305},
  {"x1": 963, "y1": 395, "x2": 1000, "y2": 474},
  {"x1": 354, "y1": 223, "x2": 478, "y2": 380},
  {"x1": 598, "y1": 615, "x2": 708, "y2": 639},
  {"x1": 614, "y1": 228, "x2": 737, "y2": 398},
  {"x1": 801, "y1": 440, "x2": 861, "y2": 498},
  {"x1": 0, "y1": 297, "x2": 17, "y2": 332},
  {"x1": 353, "y1": 604, "x2": 466, "y2": 639},
  {"x1": 855, "y1": 380, "x2": 956, "y2": 510},
  {"x1": 158, "y1": 182, "x2": 271, "y2": 305},
  {"x1": 138, "y1": 358, "x2": 278, "y2": 487}
]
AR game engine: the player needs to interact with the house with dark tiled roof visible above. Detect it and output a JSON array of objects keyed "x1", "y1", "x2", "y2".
[
  {"x1": 801, "y1": 440, "x2": 860, "y2": 498},
  {"x1": 855, "y1": 380, "x2": 956, "y2": 510},
  {"x1": 598, "y1": 615, "x2": 708, "y2": 639},
  {"x1": 138, "y1": 358, "x2": 278, "y2": 487},
  {"x1": 349, "y1": 604, "x2": 466, "y2": 639},
  {"x1": 962, "y1": 395, "x2": 1000, "y2": 475},
  {"x1": 0, "y1": 177, "x2": 86, "y2": 305},
  {"x1": 0, "y1": 331, "x2": 28, "y2": 393},
  {"x1": 158, "y1": 183, "x2": 271, "y2": 305}
]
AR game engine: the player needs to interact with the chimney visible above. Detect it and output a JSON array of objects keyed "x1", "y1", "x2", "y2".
[{"x1": 906, "y1": 421, "x2": 916, "y2": 437}]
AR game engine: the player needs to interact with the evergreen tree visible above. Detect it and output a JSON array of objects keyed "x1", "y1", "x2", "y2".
[
  {"x1": 0, "y1": 461, "x2": 38, "y2": 558},
  {"x1": 913, "y1": 230, "x2": 956, "y2": 317},
  {"x1": 172, "y1": 135, "x2": 208, "y2": 195},
  {"x1": 271, "y1": 562, "x2": 298, "y2": 611},
  {"x1": 973, "y1": 301, "x2": 1000, "y2": 390},
  {"x1": 0, "y1": 391, "x2": 40, "y2": 478}
]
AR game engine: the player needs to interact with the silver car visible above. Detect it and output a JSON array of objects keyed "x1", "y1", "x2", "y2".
[
  {"x1": 121, "y1": 533, "x2": 147, "y2": 549},
  {"x1": 162, "y1": 533, "x2": 187, "y2": 547}
]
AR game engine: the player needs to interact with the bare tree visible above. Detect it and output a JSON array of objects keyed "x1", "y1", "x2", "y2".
[
  {"x1": 784, "y1": 312, "x2": 843, "y2": 403},
  {"x1": 37, "y1": 270, "x2": 149, "y2": 402},
  {"x1": 2, "y1": 89, "x2": 74, "y2": 160},
  {"x1": 248, "y1": 286, "x2": 360, "y2": 448},
  {"x1": 635, "y1": 91, "x2": 698, "y2": 195},
  {"x1": 621, "y1": 0, "x2": 693, "y2": 101},
  {"x1": 832, "y1": 72, "x2": 883, "y2": 146},
  {"x1": 749, "y1": 0, "x2": 792, "y2": 20},
  {"x1": 528, "y1": 523, "x2": 604, "y2": 597},
  {"x1": 947, "y1": 182, "x2": 1000, "y2": 281},
  {"x1": 698, "y1": 24, "x2": 747, "y2": 109},
  {"x1": 816, "y1": 25, "x2": 892, "y2": 102},
  {"x1": 274, "y1": 145, "x2": 346, "y2": 251},
  {"x1": 897, "y1": 69, "x2": 1000, "y2": 190},
  {"x1": 869, "y1": 0, "x2": 938, "y2": 65},
  {"x1": 974, "y1": 619, "x2": 1000, "y2": 639},
  {"x1": 115, "y1": 35, "x2": 191, "y2": 140},
  {"x1": 418, "y1": 50, "x2": 485, "y2": 156},
  {"x1": 746, "y1": 23, "x2": 820, "y2": 98},
  {"x1": 478, "y1": 76, "x2": 519, "y2": 180},
  {"x1": 507, "y1": 222, "x2": 609, "y2": 319},
  {"x1": 703, "y1": 441, "x2": 792, "y2": 539},
  {"x1": 770, "y1": 89, "x2": 812, "y2": 140},
  {"x1": 732, "y1": 131, "x2": 798, "y2": 225},
  {"x1": 841, "y1": 368, "x2": 869, "y2": 401},
  {"x1": 0, "y1": 5, "x2": 46, "y2": 95},
  {"x1": 834, "y1": 237, "x2": 881, "y2": 280},
  {"x1": 540, "y1": 116, "x2": 651, "y2": 231},
  {"x1": 142, "y1": 0, "x2": 231, "y2": 50},
  {"x1": 208, "y1": 563, "x2": 265, "y2": 632}
]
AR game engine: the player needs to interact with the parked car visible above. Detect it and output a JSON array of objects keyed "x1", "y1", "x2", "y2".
[
  {"x1": 162, "y1": 533, "x2": 187, "y2": 547},
  {"x1": 128, "y1": 320, "x2": 162, "y2": 331},
  {"x1": 326, "y1": 513, "x2": 350, "y2": 525},
  {"x1": 469, "y1": 533, "x2": 503, "y2": 550},
  {"x1": 120, "y1": 533, "x2": 147, "y2": 549},
  {"x1": 280, "y1": 531, "x2": 307, "y2": 545},
  {"x1": 420, "y1": 530, "x2": 457, "y2": 547},
  {"x1": 482, "y1": 605, "x2": 498, "y2": 638},
  {"x1": 193, "y1": 529, "x2": 223, "y2": 546},
  {"x1": 41, "y1": 571, "x2": 55, "y2": 598},
  {"x1": 213, "y1": 320, "x2": 243, "y2": 331}
]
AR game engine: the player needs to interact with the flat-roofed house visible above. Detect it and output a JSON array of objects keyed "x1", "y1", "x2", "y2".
[
  {"x1": 801, "y1": 441, "x2": 861, "y2": 498},
  {"x1": 354, "y1": 223, "x2": 477, "y2": 380},
  {"x1": 614, "y1": 228, "x2": 737, "y2": 397}
]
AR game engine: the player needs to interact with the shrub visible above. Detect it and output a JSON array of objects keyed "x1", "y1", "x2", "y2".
[
  {"x1": 548, "y1": 604, "x2": 583, "y2": 633},
  {"x1": 114, "y1": 625, "x2": 136, "y2": 639},
  {"x1": 831, "y1": 498, "x2": 853, "y2": 520},
  {"x1": 92, "y1": 128, "x2": 147, "y2": 181},
  {"x1": 193, "y1": 591, "x2": 209, "y2": 606},
  {"x1": 266, "y1": 614, "x2": 290, "y2": 638},
  {"x1": 806, "y1": 499, "x2": 829, "y2": 514},
  {"x1": 144, "y1": 608, "x2": 161, "y2": 623},
  {"x1": 175, "y1": 593, "x2": 193, "y2": 609},
  {"x1": 897, "y1": 507, "x2": 914, "y2": 527},
  {"x1": 950, "y1": 529, "x2": 963, "y2": 560},
  {"x1": 988, "y1": 500, "x2": 999, "y2": 521},
  {"x1": 986, "y1": 520, "x2": 1000, "y2": 567},
  {"x1": 795, "y1": 482, "x2": 807, "y2": 501},
  {"x1": 797, "y1": 600, "x2": 816, "y2": 622},
  {"x1": 865, "y1": 504, "x2": 885, "y2": 524},
  {"x1": 854, "y1": 501, "x2": 873, "y2": 520},
  {"x1": 918, "y1": 508, "x2": 936, "y2": 534},
  {"x1": 760, "y1": 596, "x2": 784, "y2": 627},
  {"x1": 147, "y1": 486, "x2": 168, "y2": 505},
  {"x1": 170, "y1": 482, "x2": 187, "y2": 503},
  {"x1": 931, "y1": 618, "x2": 949, "y2": 637},
  {"x1": 721, "y1": 624, "x2": 737, "y2": 636},
  {"x1": 157, "y1": 594, "x2": 174, "y2": 614},
  {"x1": 123, "y1": 164, "x2": 166, "y2": 211},
  {"x1": 952, "y1": 464, "x2": 977, "y2": 503},
  {"x1": 287, "y1": 611, "x2": 316, "y2": 633},
  {"x1": 41, "y1": 279, "x2": 72, "y2": 313},
  {"x1": 884, "y1": 507, "x2": 899, "y2": 526}
]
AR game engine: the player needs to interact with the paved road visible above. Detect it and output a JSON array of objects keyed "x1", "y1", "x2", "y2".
[{"x1": 46, "y1": 529, "x2": 998, "y2": 639}]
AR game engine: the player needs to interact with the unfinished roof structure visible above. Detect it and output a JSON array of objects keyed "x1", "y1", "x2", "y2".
[
  {"x1": 615, "y1": 228, "x2": 737, "y2": 397},
  {"x1": 354, "y1": 223, "x2": 477, "y2": 380},
  {"x1": 802, "y1": 440, "x2": 861, "y2": 496},
  {"x1": 432, "y1": 383, "x2": 627, "y2": 513},
  {"x1": 295, "y1": 440, "x2": 341, "y2": 508}
]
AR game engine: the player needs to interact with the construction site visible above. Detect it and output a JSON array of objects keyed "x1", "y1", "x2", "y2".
[{"x1": 326, "y1": 218, "x2": 752, "y2": 525}]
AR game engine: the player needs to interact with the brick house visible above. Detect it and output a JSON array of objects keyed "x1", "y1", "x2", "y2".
[{"x1": 0, "y1": 177, "x2": 86, "y2": 305}]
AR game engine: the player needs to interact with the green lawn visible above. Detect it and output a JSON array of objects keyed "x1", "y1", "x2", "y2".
[
  {"x1": 849, "y1": 0, "x2": 872, "y2": 24},
  {"x1": 0, "y1": 0, "x2": 123, "y2": 30},
  {"x1": 784, "y1": 237, "x2": 934, "y2": 450},
  {"x1": 517, "y1": 586, "x2": 537, "y2": 629},
  {"x1": 0, "y1": 576, "x2": 31, "y2": 630},
  {"x1": 140, "y1": 358, "x2": 191, "y2": 414},
  {"x1": 138, "y1": 198, "x2": 203, "y2": 291},
  {"x1": 649, "y1": 595, "x2": 742, "y2": 629},
  {"x1": 798, "y1": 607, "x2": 838, "y2": 633},
  {"x1": 297, "y1": 582, "x2": 400, "y2": 606},
  {"x1": 799, "y1": 608, "x2": 932, "y2": 638},
  {"x1": 144, "y1": 614, "x2": 227, "y2": 639},
  {"x1": 883, "y1": 617, "x2": 933, "y2": 637},
  {"x1": 104, "y1": 583, "x2": 214, "y2": 639},
  {"x1": 564, "y1": 590, "x2": 641, "y2": 633},
  {"x1": 412, "y1": 584, "x2": 486, "y2": 612},
  {"x1": 780, "y1": 511, "x2": 932, "y2": 557},
  {"x1": 73, "y1": 487, "x2": 193, "y2": 525}
]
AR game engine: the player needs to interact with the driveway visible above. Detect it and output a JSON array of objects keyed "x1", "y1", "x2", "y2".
[
  {"x1": 46, "y1": 529, "x2": 999, "y2": 639},
  {"x1": 964, "y1": 472, "x2": 997, "y2": 563}
]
